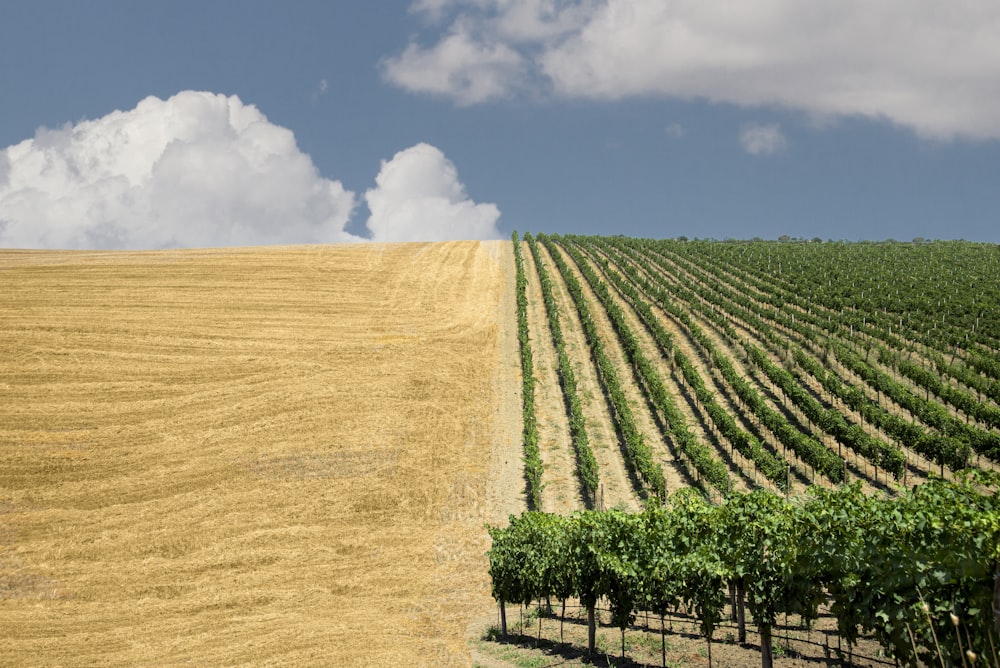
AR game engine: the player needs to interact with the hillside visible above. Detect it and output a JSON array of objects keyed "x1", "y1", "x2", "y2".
[{"x1": 3, "y1": 236, "x2": 998, "y2": 667}]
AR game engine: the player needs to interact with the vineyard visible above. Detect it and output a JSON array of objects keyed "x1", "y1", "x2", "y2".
[{"x1": 490, "y1": 234, "x2": 1000, "y2": 667}]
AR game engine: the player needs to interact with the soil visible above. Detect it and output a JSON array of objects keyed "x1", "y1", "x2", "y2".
[
  {"x1": 470, "y1": 599, "x2": 893, "y2": 668},
  {"x1": 485, "y1": 240, "x2": 530, "y2": 525}
]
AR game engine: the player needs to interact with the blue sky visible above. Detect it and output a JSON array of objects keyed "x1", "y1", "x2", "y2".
[{"x1": 2, "y1": 1, "x2": 999, "y2": 248}]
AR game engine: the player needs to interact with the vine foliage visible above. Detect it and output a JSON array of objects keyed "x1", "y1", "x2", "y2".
[{"x1": 487, "y1": 474, "x2": 1000, "y2": 667}]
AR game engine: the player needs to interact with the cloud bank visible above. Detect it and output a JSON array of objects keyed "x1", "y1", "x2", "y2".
[
  {"x1": 0, "y1": 91, "x2": 500, "y2": 249},
  {"x1": 384, "y1": 0, "x2": 1000, "y2": 141}
]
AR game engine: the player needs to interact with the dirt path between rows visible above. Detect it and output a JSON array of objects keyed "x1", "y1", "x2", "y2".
[
  {"x1": 520, "y1": 242, "x2": 584, "y2": 514},
  {"x1": 535, "y1": 242, "x2": 641, "y2": 512},
  {"x1": 550, "y1": 241, "x2": 690, "y2": 504},
  {"x1": 485, "y1": 240, "x2": 529, "y2": 524}
]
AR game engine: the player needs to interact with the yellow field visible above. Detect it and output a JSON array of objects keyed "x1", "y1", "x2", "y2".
[{"x1": 0, "y1": 242, "x2": 522, "y2": 666}]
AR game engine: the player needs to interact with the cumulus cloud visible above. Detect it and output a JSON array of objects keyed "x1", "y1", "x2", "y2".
[
  {"x1": 365, "y1": 143, "x2": 501, "y2": 242},
  {"x1": 0, "y1": 91, "x2": 359, "y2": 249},
  {"x1": 385, "y1": 0, "x2": 1000, "y2": 140},
  {"x1": 0, "y1": 91, "x2": 499, "y2": 249},
  {"x1": 739, "y1": 123, "x2": 787, "y2": 155},
  {"x1": 381, "y1": 24, "x2": 526, "y2": 105}
]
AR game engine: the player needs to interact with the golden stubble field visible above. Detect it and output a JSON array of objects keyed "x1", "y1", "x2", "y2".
[{"x1": 0, "y1": 241, "x2": 524, "y2": 666}]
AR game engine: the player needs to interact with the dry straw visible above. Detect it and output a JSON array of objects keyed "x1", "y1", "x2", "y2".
[{"x1": 0, "y1": 242, "x2": 512, "y2": 666}]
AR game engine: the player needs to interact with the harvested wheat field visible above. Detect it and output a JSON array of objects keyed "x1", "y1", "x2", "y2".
[{"x1": 0, "y1": 241, "x2": 525, "y2": 666}]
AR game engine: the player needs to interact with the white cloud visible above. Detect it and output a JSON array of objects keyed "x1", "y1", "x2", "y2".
[
  {"x1": 365, "y1": 143, "x2": 502, "y2": 242},
  {"x1": 386, "y1": 0, "x2": 1000, "y2": 140},
  {"x1": 381, "y1": 24, "x2": 526, "y2": 105},
  {"x1": 739, "y1": 123, "x2": 787, "y2": 155},
  {"x1": 411, "y1": 0, "x2": 597, "y2": 41},
  {"x1": 665, "y1": 122, "x2": 685, "y2": 138},
  {"x1": 0, "y1": 91, "x2": 359, "y2": 249},
  {"x1": 0, "y1": 92, "x2": 500, "y2": 249}
]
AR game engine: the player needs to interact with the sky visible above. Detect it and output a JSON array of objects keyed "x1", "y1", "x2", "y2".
[{"x1": 1, "y1": 0, "x2": 999, "y2": 249}]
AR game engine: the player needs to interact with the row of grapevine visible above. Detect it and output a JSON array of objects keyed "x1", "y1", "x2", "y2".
[
  {"x1": 712, "y1": 248, "x2": 1000, "y2": 461},
  {"x1": 604, "y1": 238, "x2": 847, "y2": 484},
  {"x1": 744, "y1": 343, "x2": 907, "y2": 478},
  {"x1": 707, "y1": 280, "x2": 961, "y2": 475},
  {"x1": 887, "y1": 348, "x2": 1000, "y2": 429},
  {"x1": 637, "y1": 240, "x2": 979, "y2": 475},
  {"x1": 694, "y1": 240, "x2": 1000, "y2": 355},
  {"x1": 496, "y1": 235, "x2": 1000, "y2": 668},
  {"x1": 554, "y1": 237, "x2": 733, "y2": 495},
  {"x1": 538, "y1": 235, "x2": 668, "y2": 499},
  {"x1": 488, "y1": 473, "x2": 1000, "y2": 668},
  {"x1": 660, "y1": 254, "x2": 925, "y2": 480},
  {"x1": 788, "y1": 344, "x2": 954, "y2": 474},
  {"x1": 706, "y1": 241, "x2": 1000, "y2": 404},
  {"x1": 596, "y1": 238, "x2": 855, "y2": 484},
  {"x1": 669, "y1": 241, "x2": 1000, "y2": 460},
  {"x1": 511, "y1": 234, "x2": 997, "y2": 511},
  {"x1": 574, "y1": 238, "x2": 789, "y2": 489},
  {"x1": 523, "y1": 233, "x2": 600, "y2": 506},
  {"x1": 633, "y1": 241, "x2": 914, "y2": 475},
  {"x1": 831, "y1": 341, "x2": 974, "y2": 470},
  {"x1": 511, "y1": 231, "x2": 542, "y2": 509},
  {"x1": 924, "y1": 349, "x2": 1000, "y2": 406}
]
